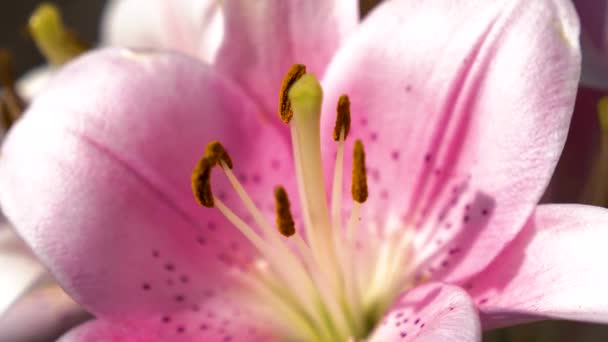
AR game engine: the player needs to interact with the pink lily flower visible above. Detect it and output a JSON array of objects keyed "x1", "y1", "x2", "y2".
[{"x1": 1, "y1": 0, "x2": 606, "y2": 341}]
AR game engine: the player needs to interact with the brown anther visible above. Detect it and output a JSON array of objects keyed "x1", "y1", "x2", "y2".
[
  {"x1": 0, "y1": 49, "x2": 25, "y2": 127},
  {"x1": 191, "y1": 156, "x2": 215, "y2": 208},
  {"x1": 0, "y1": 49, "x2": 14, "y2": 87},
  {"x1": 278, "y1": 64, "x2": 306, "y2": 123},
  {"x1": 352, "y1": 139, "x2": 368, "y2": 203},
  {"x1": 205, "y1": 141, "x2": 233, "y2": 169},
  {"x1": 0, "y1": 100, "x2": 12, "y2": 130},
  {"x1": 333, "y1": 94, "x2": 351, "y2": 141},
  {"x1": 274, "y1": 186, "x2": 296, "y2": 237}
]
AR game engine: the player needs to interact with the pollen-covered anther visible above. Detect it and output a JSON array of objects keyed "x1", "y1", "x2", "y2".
[
  {"x1": 274, "y1": 186, "x2": 296, "y2": 237},
  {"x1": 333, "y1": 94, "x2": 351, "y2": 141},
  {"x1": 191, "y1": 156, "x2": 215, "y2": 208},
  {"x1": 352, "y1": 139, "x2": 368, "y2": 203},
  {"x1": 205, "y1": 141, "x2": 233, "y2": 169},
  {"x1": 278, "y1": 64, "x2": 306, "y2": 123}
]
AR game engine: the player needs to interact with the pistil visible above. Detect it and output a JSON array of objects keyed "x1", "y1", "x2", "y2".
[{"x1": 287, "y1": 72, "x2": 341, "y2": 294}]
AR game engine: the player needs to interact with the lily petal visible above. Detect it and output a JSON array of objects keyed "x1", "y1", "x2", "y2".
[
  {"x1": 0, "y1": 48, "x2": 291, "y2": 338},
  {"x1": 321, "y1": 0, "x2": 580, "y2": 281},
  {"x1": 0, "y1": 276, "x2": 90, "y2": 342},
  {"x1": 468, "y1": 204, "x2": 608, "y2": 329},
  {"x1": 368, "y1": 283, "x2": 481, "y2": 342},
  {"x1": 58, "y1": 320, "x2": 157, "y2": 342},
  {"x1": 102, "y1": 0, "x2": 224, "y2": 63},
  {"x1": 59, "y1": 315, "x2": 277, "y2": 342},
  {"x1": 215, "y1": 0, "x2": 358, "y2": 121}
]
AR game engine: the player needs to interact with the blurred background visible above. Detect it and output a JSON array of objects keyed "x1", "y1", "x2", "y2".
[
  {"x1": 2, "y1": 0, "x2": 379, "y2": 76},
  {"x1": 0, "y1": 0, "x2": 105, "y2": 76},
  {"x1": 1, "y1": 0, "x2": 607, "y2": 341}
]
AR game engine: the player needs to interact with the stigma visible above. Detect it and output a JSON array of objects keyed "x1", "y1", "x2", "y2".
[
  {"x1": 191, "y1": 65, "x2": 416, "y2": 341},
  {"x1": 28, "y1": 3, "x2": 88, "y2": 66}
]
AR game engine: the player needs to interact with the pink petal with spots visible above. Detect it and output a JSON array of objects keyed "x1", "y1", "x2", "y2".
[
  {"x1": 573, "y1": 0, "x2": 608, "y2": 88},
  {"x1": 102, "y1": 0, "x2": 223, "y2": 63},
  {"x1": 215, "y1": 0, "x2": 358, "y2": 123},
  {"x1": 0, "y1": 48, "x2": 292, "y2": 337},
  {"x1": 321, "y1": 0, "x2": 580, "y2": 282},
  {"x1": 58, "y1": 320, "x2": 159, "y2": 342},
  {"x1": 59, "y1": 318, "x2": 273, "y2": 342},
  {"x1": 468, "y1": 204, "x2": 608, "y2": 329},
  {"x1": 368, "y1": 283, "x2": 481, "y2": 342}
]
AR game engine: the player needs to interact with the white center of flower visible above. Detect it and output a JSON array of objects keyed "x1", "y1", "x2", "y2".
[{"x1": 191, "y1": 66, "x2": 420, "y2": 341}]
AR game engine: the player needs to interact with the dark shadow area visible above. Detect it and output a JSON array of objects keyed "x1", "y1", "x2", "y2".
[{"x1": 485, "y1": 320, "x2": 608, "y2": 342}]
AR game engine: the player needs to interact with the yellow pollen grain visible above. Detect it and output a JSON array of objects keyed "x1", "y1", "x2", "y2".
[
  {"x1": 191, "y1": 156, "x2": 215, "y2": 208},
  {"x1": 278, "y1": 64, "x2": 306, "y2": 123},
  {"x1": 274, "y1": 186, "x2": 296, "y2": 237},
  {"x1": 352, "y1": 139, "x2": 368, "y2": 203},
  {"x1": 333, "y1": 94, "x2": 351, "y2": 141},
  {"x1": 205, "y1": 141, "x2": 233, "y2": 169}
]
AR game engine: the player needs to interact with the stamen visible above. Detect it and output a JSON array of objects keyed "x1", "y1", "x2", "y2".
[
  {"x1": 205, "y1": 140, "x2": 233, "y2": 169},
  {"x1": 188, "y1": 65, "x2": 422, "y2": 339},
  {"x1": 333, "y1": 95, "x2": 351, "y2": 141},
  {"x1": 191, "y1": 156, "x2": 215, "y2": 207},
  {"x1": 274, "y1": 186, "x2": 296, "y2": 237},
  {"x1": 329, "y1": 94, "x2": 366, "y2": 335},
  {"x1": 192, "y1": 141, "x2": 349, "y2": 338},
  {"x1": 352, "y1": 140, "x2": 368, "y2": 203},
  {"x1": 234, "y1": 266, "x2": 321, "y2": 341},
  {"x1": 331, "y1": 94, "x2": 350, "y2": 248},
  {"x1": 331, "y1": 95, "x2": 348, "y2": 266},
  {"x1": 28, "y1": 3, "x2": 87, "y2": 66},
  {"x1": 278, "y1": 64, "x2": 306, "y2": 123}
]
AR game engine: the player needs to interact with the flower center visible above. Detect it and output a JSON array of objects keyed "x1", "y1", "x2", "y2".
[{"x1": 191, "y1": 65, "x2": 418, "y2": 341}]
